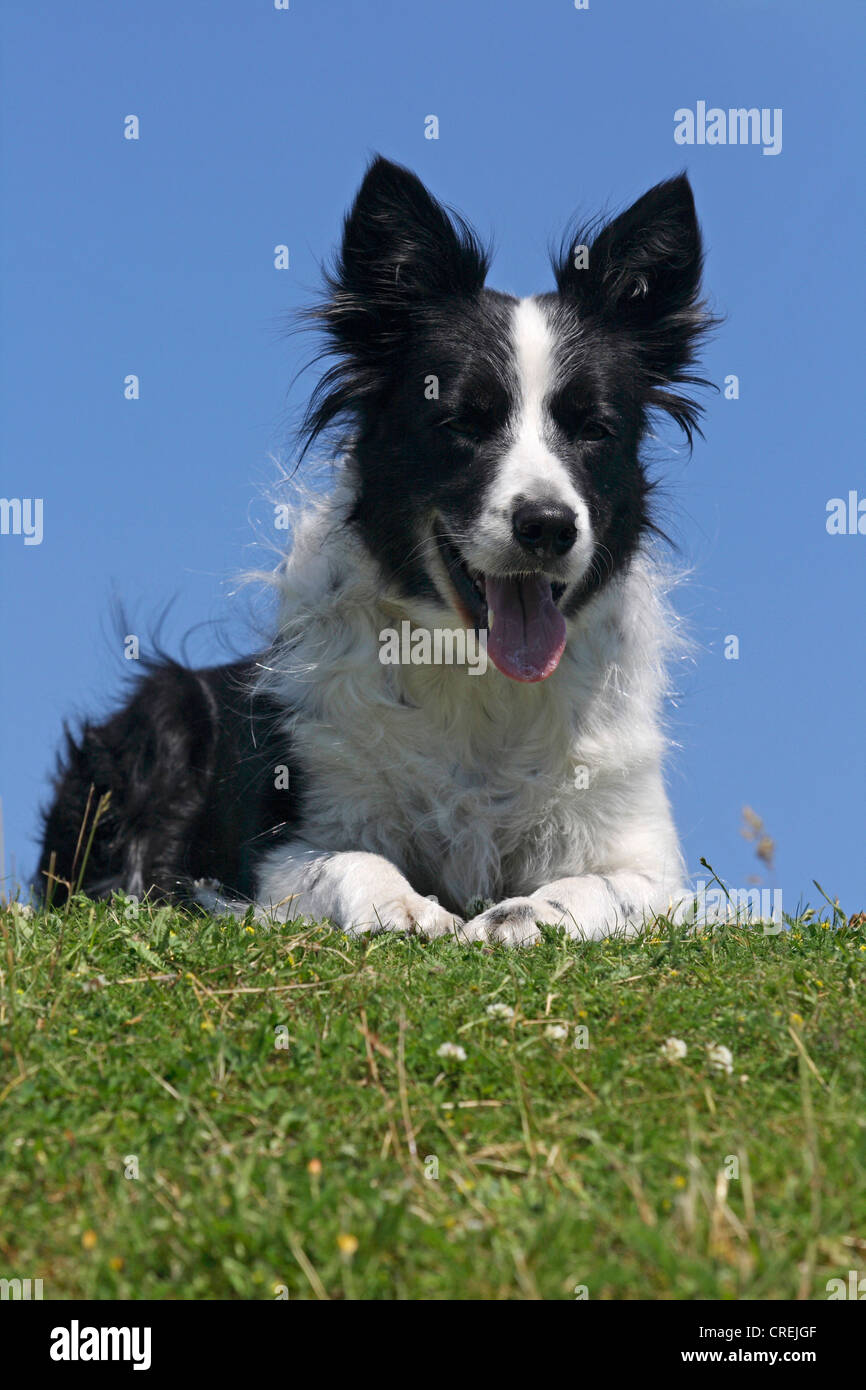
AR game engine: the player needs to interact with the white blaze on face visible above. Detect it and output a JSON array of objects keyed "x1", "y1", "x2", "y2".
[
  {"x1": 447, "y1": 297, "x2": 597, "y2": 684},
  {"x1": 472, "y1": 297, "x2": 593, "y2": 569}
]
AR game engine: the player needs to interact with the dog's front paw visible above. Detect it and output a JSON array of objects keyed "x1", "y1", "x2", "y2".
[
  {"x1": 462, "y1": 897, "x2": 546, "y2": 947},
  {"x1": 411, "y1": 896, "x2": 466, "y2": 941},
  {"x1": 344, "y1": 891, "x2": 463, "y2": 941}
]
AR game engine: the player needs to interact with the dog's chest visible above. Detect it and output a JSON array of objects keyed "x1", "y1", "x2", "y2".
[{"x1": 292, "y1": 665, "x2": 582, "y2": 908}]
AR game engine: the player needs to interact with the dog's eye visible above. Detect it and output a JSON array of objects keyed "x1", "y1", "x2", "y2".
[
  {"x1": 552, "y1": 402, "x2": 611, "y2": 443},
  {"x1": 440, "y1": 385, "x2": 507, "y2": 444},
  {"x1": 442, "y1": 407, "x2": 496, "y2": 442},
  {"x1": 442, "y1": 418, "x2": 480, "y2": 444},
  {"x1": 578, "y1": 418, "x2": 610, "y2": 442}
]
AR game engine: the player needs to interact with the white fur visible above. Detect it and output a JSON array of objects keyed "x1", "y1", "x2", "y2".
[
  {"x1": 248, "y1": 464, "x2": 688, "y2": 944},
  {"x1": 468, "y1": 298, "x2": 593, "y2": 582}
]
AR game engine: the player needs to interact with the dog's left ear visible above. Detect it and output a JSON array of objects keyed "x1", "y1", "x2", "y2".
[
  {"x1": 555, "y1": 175, "x2": 715, "y2": 438},
  {"x1": 556, "y1": 174, "x2": 708, "y2": 373}
]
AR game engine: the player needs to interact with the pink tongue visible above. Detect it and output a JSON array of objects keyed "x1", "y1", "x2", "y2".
[{"x1": 485, "y1": 575, "x2": 567, "y2": 682}]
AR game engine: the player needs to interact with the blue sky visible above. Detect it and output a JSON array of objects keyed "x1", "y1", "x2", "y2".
[{"x1": 1, "y1": 0, "x2": 863, "y2": 914}]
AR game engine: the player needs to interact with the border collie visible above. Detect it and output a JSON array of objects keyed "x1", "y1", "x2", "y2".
[{"x1": 38, "y1": 156, "x2": 713, "y2": 945}]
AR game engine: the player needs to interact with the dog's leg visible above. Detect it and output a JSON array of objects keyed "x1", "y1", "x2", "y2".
[
  {"x1": 463, "y1": 870, "x2": 687, "y2": 946},
  {"x1": 241, "y1": 841, "x2": 465, "y2": 938}
]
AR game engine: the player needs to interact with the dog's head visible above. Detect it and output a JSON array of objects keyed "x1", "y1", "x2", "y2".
[{"x1": 303, "y1": 156, "x2": 713, "y2": 682}]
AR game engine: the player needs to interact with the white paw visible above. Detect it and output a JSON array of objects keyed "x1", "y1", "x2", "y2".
[
  {"x1": 344, "y1": 891, "x2": 464, "y2": 940},
  {"x1": 462, "y1": 897, "x2": 546, "y2": 947}
]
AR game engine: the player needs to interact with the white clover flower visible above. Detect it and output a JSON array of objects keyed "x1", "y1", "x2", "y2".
[
  {"x1": 486, "y1": 1003, "x2": 515, "y2": 1020},
  {"x1": 706, "y1": 1043, "x2": 734, "y2": 1075},
  {"x1": 437, "y1": 1042, "x2": 467, "y2": 1062},
  {"x1": 660, "y1": 1037, "x2": 688, "y2": 1061},
  {"x1": 545, "y1": 1024, "x2": 569, "y2": 1041}
]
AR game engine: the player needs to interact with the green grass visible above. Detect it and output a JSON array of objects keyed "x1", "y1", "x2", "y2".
[{"x1": 1, "y1": 897, "x2": 864, "y2": 1300}]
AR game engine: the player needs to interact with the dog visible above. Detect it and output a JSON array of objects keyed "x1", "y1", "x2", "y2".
[{"x1": 38, "y1": 156, "x2": 713, "y2": 945}]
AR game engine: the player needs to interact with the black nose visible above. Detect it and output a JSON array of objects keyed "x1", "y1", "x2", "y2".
[{"x1": 512, "y1": 500, "x2": 578, "y2": 558}]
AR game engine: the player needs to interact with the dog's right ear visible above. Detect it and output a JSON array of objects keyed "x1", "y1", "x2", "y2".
[
  {"x1": 300, "y1": 158, "x2": 489, "y2": 450},
  {"x1": 334, "y1": 156, "x2": 488, "y2": 319}
]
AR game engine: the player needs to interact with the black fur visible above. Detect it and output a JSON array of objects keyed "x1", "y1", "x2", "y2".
[{"x1": 38, "y1": 659, "x2": 298, "y2": 906}]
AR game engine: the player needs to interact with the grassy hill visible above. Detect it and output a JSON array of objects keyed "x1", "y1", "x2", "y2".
[{"x1": 1, "y1": 897, "x2": 864, "y2": 1299}]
